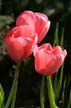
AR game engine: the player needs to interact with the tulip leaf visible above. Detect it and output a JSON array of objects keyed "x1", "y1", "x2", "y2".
[
  {"x1": 54, "y1": 27, "x2": 65, "y2": 99},
  {"x1": 61, "y1": 77, "x2": 66, "y2": 108},
  {"x1": 55, "y1": 65, "x2": 64, "y2": 98},
  {"x1": 67, "y1": 91, "x2": 71, "y2": 108},
  {"x1": 60, "y1": 28, "x2": 64, "y2": 48},
  {"x1": 0, "y1": 84, "x2": 4, "y2": 108},
  {"x1": 53, "y1": 23, "x2": 59, "y2": 94},
  {"x1": 54, "y1": 22, "x2": 59, "y2": 46}
]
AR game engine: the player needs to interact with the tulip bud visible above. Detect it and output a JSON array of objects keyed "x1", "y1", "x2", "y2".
[
  {"x1": 4, "y1": 25, "x2": 38, "y2": 61},
  {"x1": 33, "y1": 43, "x2": 67, "y2": 76},
  {"x1": 16, "y1": 10, "x2": 50, "y2": 44}
]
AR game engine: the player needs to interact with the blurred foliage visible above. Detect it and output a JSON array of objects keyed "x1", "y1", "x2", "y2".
[{"x1": 0, "y1": 16, "x2": 14, "y2": 29}]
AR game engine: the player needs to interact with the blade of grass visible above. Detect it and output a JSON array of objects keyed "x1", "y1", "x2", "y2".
[
  {"x1": 0, "y1": 84, "x2": 4, "y2": 108},
  {"x1": 67, "y1": 90, "x2": 71, "y2": 108},
  {"x1": 55, "y1": 65, "x2": 64, "y2": 98},
  {"x1": 55, "y1": 28, "x2": 64, "y2": 98},
  {"x1": 54, "y1": 22, "x2": 59, "y2": 46},
  {"x1": 61, "y1": 77, "x2": 66, "y2": 108},
  {"x1": 60, "y1": 28, "x2": 64, "y2": 48}
]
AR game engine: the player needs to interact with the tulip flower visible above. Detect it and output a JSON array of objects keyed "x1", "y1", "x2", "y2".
[
  {"x1": 16, "y1": 10, "x2": 50, "y2": 44},
  {"x1": 4, "y1": 25, "x2": 38, "y2": 61},
  {"x1": 33, "y1": 43, "x2": 67, "y2": 76}
]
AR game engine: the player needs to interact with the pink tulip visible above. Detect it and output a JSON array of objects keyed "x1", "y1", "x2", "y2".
[
  {"x1": 4, "y1": 25, "x2": 38, "y2": 61},
  {"x1": 16, "y1": 10, "x2": 50, "y2": 44},
  {"x1": 33, "y1": 43, "x2": 67, "y2": 76}
]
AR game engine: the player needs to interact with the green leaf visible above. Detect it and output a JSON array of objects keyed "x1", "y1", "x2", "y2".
[
  {"x1": 60, "y1": 28, "x2": 64, "y2": 48},
  {"x1": 0, "y1": 84, "x2": 4, "y2": 108},
  {"x1": 54, "y1": 22, "x2": 59, "y2": 46},
  {"x1": 67, "y1": 90, "x2": 71, "y2": 108},
  {"x1": 53, "y1": 23, "x2": 59, "y2": 94},
  {"x1": 55, "y1": 65, "x2": 64, "y2": 98},
  {"x1": 61, "y1": 77, "x2": 66, "y2": 108}
]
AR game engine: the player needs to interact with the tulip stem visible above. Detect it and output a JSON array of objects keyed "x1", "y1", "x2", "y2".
[
  {"x1": 40, "y1": 75, "x2": 45, "y2": 108},
  {"x1": 10, "y1": 77, "x2": 18, "y2": 108},
  {"x1": 5, "y1": 61, "x2": 20, "y2": 108},
  {"x1": 47, "y1": 76, "x2": 59, "y2": 108}
]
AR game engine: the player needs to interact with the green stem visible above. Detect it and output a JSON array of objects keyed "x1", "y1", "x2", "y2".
[
  {"x1": 55, "y1": 65, "x2": 64, "y2": 98},
  {"x1": 10, "y1": 79, "x2": 18, "y2": 108},
  {"x1": 10, "y1": 62, "x2": 20, "y2": 108},
  {"x1": 5, "y1": 61, "x2": 20, "y2": 108},
  {"x1": 47, "y1": 76, "x2": 59, "y2": 108},
  {"x1": 40, "y1": 76, "x2": 45, "y2": 108}
]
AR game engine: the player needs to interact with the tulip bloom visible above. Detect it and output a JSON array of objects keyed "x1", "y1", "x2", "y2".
[
  {"x1": 4, "y1": 25, "x2": 37, "y2": 61},
  {"x1": 33, "y1": 43, "x2": 67, "y2": 76},
  {"x1": 16, "y1": 10, "x2": 50, "y2": 44}
]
